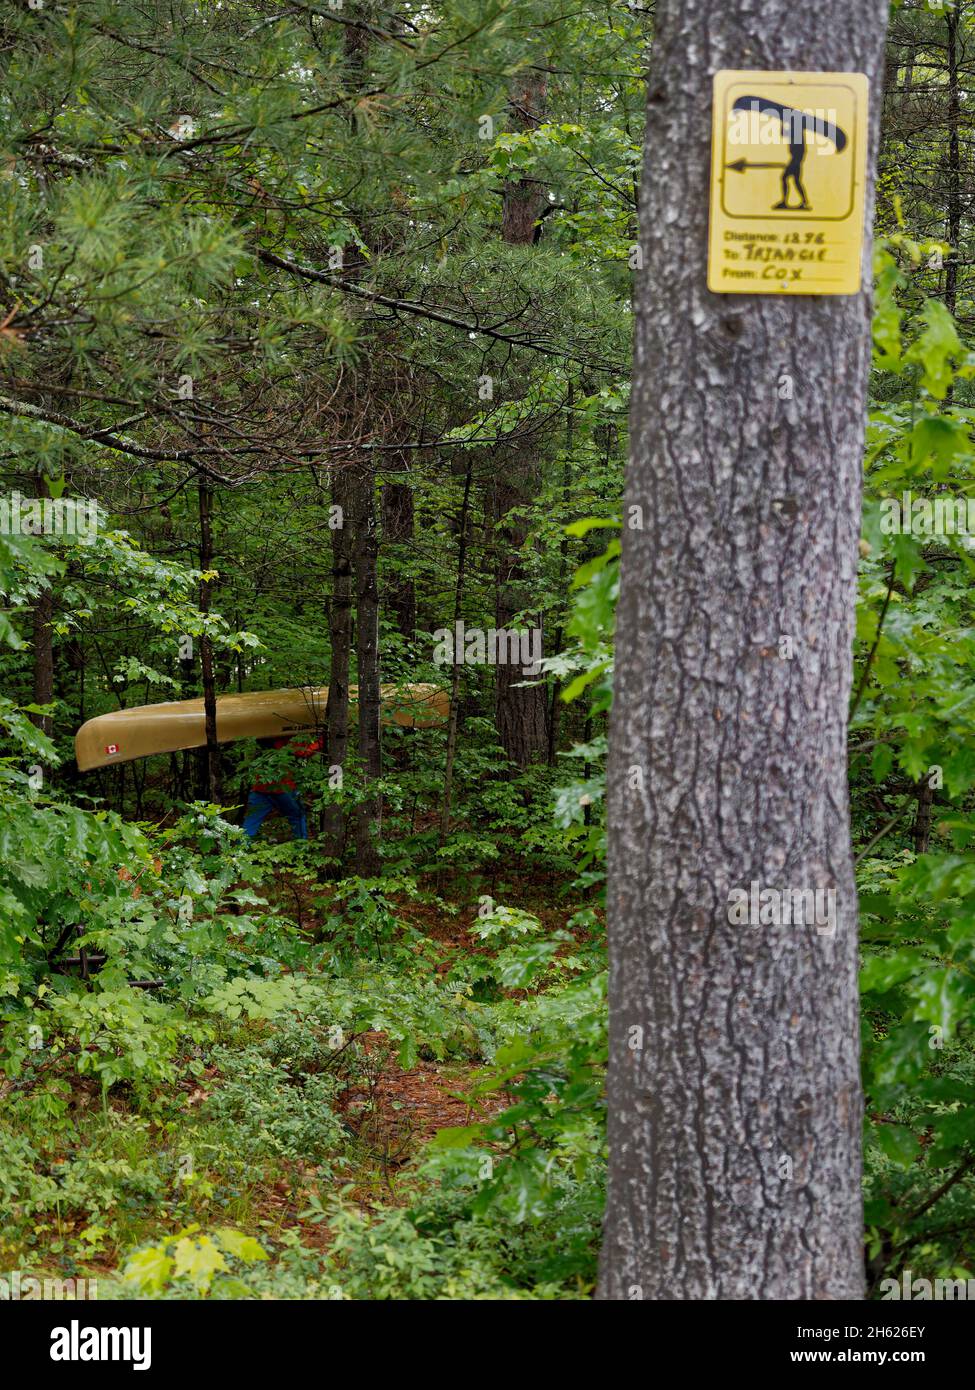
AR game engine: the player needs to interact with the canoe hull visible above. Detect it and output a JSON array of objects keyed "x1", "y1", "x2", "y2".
[{"x1": 75, "y1": 684, "x2": 448, "y2": 771}]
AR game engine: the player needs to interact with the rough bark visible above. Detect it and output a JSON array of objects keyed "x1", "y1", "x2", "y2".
[
  {"x1": 352, "y1": 464, "x2": 382, "y2": 875},
  {"x1": 492, "y1": 70, "x2": 551, "y2": 767},
  {"x1": 197, "y1": 482, "x2": 222, "y2": 803},
  {"x1": 30, "y1": 472, "x2": 54, "y2": 738},
  {"x1": 31, "y1": 585, "x2": 54, "y2": 738},
  {"x1": 912, "y1": 8, "x2": 961, "y2": 850},
  {"x1": 323, "y1": 465, "x2": 354, "y2": 863},
  {"x1": 440, "y1": 454, "x2": 474, "y2": 845},
  {"x1": 598, "y1": 0, "x2": 889, "y2": 1302},
  {"x1": 340, "y1": 5, "x2": 385, "y2": 871},
  {"x1": 501, "y1": 72, "x2": 550, "y2": 244},
  {"x1": 943, "y1": 6, "x2": 961, "y2": 319},
  {"x1": 381, "y1": 476, "x2": 416, "y2": 643},
  {"x1": 547, "y1": 390, "x2": 575, "y2": 765},
  {"x1": 493, "y1": 452, "x2": 550, "y2": 764}
]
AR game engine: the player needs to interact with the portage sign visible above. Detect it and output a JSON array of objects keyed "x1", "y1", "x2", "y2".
[{"x1": 707, "y1": 70, "x2": 870, "y2": 295}]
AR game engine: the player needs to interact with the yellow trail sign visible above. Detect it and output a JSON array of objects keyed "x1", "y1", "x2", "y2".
[{"x1": 708, "y1": 70, "x2": 870, "y2": 296}]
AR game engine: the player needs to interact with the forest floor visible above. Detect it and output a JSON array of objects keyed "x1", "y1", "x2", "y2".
[{"x1": 7, "y1": 852, "x2": 603, "y2": 1300}]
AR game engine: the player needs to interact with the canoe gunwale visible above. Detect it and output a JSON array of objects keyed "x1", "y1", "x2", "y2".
[{"x1": 74, "y1": 684, "x2": 448, "y2": 771}]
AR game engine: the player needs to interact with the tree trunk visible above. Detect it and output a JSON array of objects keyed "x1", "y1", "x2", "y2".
[
  {"x1": 381, "y1": 476, "x2": 416, "y2": 644},
  {"x1": 547, "y1": 388, "x2": 575, "y2": 766},
  {"x1": 943, "y1": 6, "x2": 961, "y2": 319},
  {"x1": 492, "y1": 70, "x2": 551, "y2": 767},
  {"x1": 913, "y1": 777, "x2": 933, "y2": 855},
  {"x1": 598, "y1": 0, "x2": 889, "y2": 1301},
  {"x1": 338, "y1": 8, "x2": 385, "y2": 872},
  {"x1": 32, "y1": 586, "x2": 54, "y2": 738},
  {"x1": 323, "y1": 465, "x2": 354, "y2": 864},
  {"x1": 501, "y1": 72, "x2": 549, "y2": 244},
  {"x1": 493, "y1": 589, "x2": 549, "y2": 766},
  {"x1": 440, "y1": 454, "x2": 474, "y2": 844},
  {"x1": 914, "y1": 7, "x2": 962, "y2": 850},
  {"x1": 197, "y1": 482, "x2": 222, "y2": 803},
  {"x1": 30, "y1": 472, "x2": 54, "y2": 738},
  {"x1": 352, "y1": 464, "x2": 382, "y2": 874},
  {"x1": 493, "y1": 466, "x2": 550, "y2": 766}
]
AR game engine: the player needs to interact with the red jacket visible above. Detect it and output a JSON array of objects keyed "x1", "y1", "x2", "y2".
[{"x1": 252, "y1": 736, "x2": 322, "y2": 793}]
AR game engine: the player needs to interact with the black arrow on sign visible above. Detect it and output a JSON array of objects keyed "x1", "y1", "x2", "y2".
[{"x1": 726, "y1": 157, "x2": 788, "y2": 173}]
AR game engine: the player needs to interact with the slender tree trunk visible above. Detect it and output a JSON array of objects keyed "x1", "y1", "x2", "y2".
[
  {"x1": 324, "y1": 465, "x2": 354, "y2": 864},
  {"x1": 352, "y1": 464, "x2": 382, "y2": 874},
  {"x1": 913, "y1": 777, "x2": 934, "y2": 855},
  {"x1": 65, "y1": 632, "x2": 84, "y2": 722},
  {"x1": 32, "y1": 589, "x2": 54, "y2": 738},
  {"x1": 876, "y1": 32, "x2": 900, "y2": 217},
  {"x1": 494, "y1": 572, "x2": 549, "y2": 765},
  {"x1": 30, "y1": 472, "x2": 54, "y2": 738},
  {"x1": 381, "y1": 475, "x2": 416, "y2": 643},
  {"x1": 197, "y1": 482, "x2": 222, "y2": 803},
  {"x1": 598, "y1": 0, "x2": 889, "y2": 1301},
  {"x1": 944, "y1": 7, "x2": 961, "y2": 319},
  {"x1": 547, "y1": 388, "x2": 575, "y2": 765},
  {"x1": 337, "y1": 7, "x2": 385, "y2": 872},
  {"x1": 913, "y1": 7, "x2": 964, "y2": 850},
  {"x1": 493, "y1": 70, "x2": 551, "y2": 767},
  {"x1": 494, "y1": 470, "x2": 550, "y2": 765},
  {"x1": 440, "y1": 454, "x2": 474, "y2": 844}
]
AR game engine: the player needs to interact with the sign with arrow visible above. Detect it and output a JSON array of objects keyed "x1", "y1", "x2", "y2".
[{"x1": 707, "y1": 71, "x2": 869, "y2": 295}]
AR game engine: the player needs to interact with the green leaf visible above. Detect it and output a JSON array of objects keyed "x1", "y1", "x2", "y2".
[
  {"x1": 873, "y1": 1123, "x2": 919, "y2": 1170},
  {"x1": 214, "y1": 1228, "x2": 268, "y2": 1263},
  {"x1": 123, "y1": 1246, "x2": 174, "y2": 1293},
  {"x1": 908, "y1": 414, "x2": 971, "y2": 474},
  {"x1": 171, "y1": 1235, "x2": 227, "y2": 1290},
  {"x1": 907, "y1": 298, "x2": 962, "y2": 399}
]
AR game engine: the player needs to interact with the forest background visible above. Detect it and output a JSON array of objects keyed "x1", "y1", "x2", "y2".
[{"x1": 0, "y1": 0, "x2": 973, "y2": 1300}]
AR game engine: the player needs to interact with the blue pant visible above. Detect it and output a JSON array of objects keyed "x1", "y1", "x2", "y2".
[{"x1": 243, "y1": 790, "x2": 308, "y2": 840}]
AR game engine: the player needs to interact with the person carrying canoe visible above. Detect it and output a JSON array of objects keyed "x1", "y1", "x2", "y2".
[
  {"x1": 242, "y1": 734, "x2": 322, "y2": 840},
  {"x1": 730, "y1": 95, "x2": 849, "y2": 214}
]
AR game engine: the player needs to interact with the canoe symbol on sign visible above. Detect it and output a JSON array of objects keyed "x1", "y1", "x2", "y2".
[{"x1": 726, "y1": 96, "x2": 849, "y2": 213}]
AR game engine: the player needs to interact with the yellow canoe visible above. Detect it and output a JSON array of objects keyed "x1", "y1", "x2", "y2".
[{"x1": 75, "y1": 684, "x2": 449, "y2": 771}]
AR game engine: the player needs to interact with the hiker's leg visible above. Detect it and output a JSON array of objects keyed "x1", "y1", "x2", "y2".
[
  {"x1": 242, "y1": 791, "x2": 274, "y2": 838},
  {"x1": 275, "y1": 791, "x2": 308, "y2": 840},
  {"x1": 775, "y1": 151, "x2": 803, "y2": 210}
]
